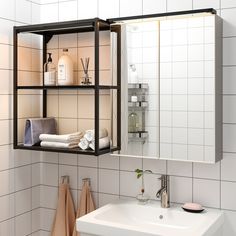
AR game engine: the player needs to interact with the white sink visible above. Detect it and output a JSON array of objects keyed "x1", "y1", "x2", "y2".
[{"x1": 76, "y1": 199, "x2": 224, "y2": 236}]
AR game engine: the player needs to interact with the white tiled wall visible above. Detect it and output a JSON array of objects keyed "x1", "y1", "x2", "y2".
[
  {"x1": 159, "y1": 15, "x2": 217, "y2": 162},
  {"x1": 0, "y1": 0, "x2": 42, "y2": 236},
  {"x1": 1, "y1": 0, "x2": 236, "y2": 236}
]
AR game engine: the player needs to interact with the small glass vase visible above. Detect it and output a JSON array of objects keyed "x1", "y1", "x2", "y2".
[{"x1": 136, "y1": 175, "x2": 150, "y2": 204}]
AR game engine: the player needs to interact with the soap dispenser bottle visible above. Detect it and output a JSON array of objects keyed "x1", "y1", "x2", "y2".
[
  {"x1": 57, "y1": 48, "x2": 74, "y2": 85},
  {"x1": 44, "y1": 53, "x2": 56, "y2": 86}
]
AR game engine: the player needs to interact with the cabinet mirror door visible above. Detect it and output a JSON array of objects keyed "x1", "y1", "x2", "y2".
[
  {"x1": 159, "y1": 14, "x2": 222, "y2": 163},
  {"x1": 115, "y1": 12, "x2": 222, "y2": 163},
  {"x1": 119, "y1": 21, "x2": 160, "y2": 158}
]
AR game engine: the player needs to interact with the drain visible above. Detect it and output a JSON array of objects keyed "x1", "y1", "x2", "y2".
[{"x1": 159, "y1": 215, "x2": 163, "y2": 220}]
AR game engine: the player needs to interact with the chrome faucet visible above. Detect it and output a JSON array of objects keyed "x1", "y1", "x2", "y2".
[{"x1": 156, "y1": 175, "x2": 170, "y2": 208}]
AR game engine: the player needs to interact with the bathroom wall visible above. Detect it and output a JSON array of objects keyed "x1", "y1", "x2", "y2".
[
  {"x1": 38, "y1": 1, "x2": 236, "y2": 235},
  {"x1": 1, "y1": 0, "x2": 236, "y2": 236},
  {"x1": 0, "y1": 0, "x2": 41, "y2": 236}
]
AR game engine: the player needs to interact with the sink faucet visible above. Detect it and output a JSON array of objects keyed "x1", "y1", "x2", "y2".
[{"x1": 156, "y1": 175, "x2": 170, "y2": 208}]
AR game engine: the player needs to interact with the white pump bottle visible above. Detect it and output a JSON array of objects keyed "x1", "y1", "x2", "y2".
[{"x1": 57, "y1": 48, "x2": 74, "y2": 85}]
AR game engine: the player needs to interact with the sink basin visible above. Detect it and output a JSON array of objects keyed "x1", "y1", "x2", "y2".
[{"x1": 76, "y1": 199, "x2": 224, "y2": 236}]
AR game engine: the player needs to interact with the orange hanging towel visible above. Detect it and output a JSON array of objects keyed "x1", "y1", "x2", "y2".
[
  {"x1": 73, "y1": 179, "x2": 95, "y2": 236},
  {"x1": 51, "y1": 177, "x2": 75, "y2": 236}
]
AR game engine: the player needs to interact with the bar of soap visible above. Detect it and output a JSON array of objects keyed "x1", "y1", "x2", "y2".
[{"x1": 183, "y1": 203, "x2": 203, "y2": 211}]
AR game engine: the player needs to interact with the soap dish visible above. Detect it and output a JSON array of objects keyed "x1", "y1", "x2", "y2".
[{"x1": 182, "y1": 203, "x2": 205, "y2": 213}]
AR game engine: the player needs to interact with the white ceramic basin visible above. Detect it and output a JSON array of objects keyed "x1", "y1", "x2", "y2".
[{"x1": 76, "y1": 199, "x2": 224, "y2": 236}]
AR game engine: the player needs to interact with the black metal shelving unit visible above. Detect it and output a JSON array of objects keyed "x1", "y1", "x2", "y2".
[{"x1": 13, "y1": 18, "x2": 121, "y2": 156}]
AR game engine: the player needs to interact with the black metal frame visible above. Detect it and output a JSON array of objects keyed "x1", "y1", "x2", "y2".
[{"x1": 13, "y1": 18, "x2": 121, "y2": 156}]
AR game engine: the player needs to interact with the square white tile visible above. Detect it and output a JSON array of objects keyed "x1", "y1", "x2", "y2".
[
  {"x1": 223, "y1": 38, "x2": 236, "y2": 66},
  {"x1": 167, "y1": 0, "x2": 192, "y2": 12},
  {"x1": 15, "y1": 166, "x2": 31, "y2": 191},
  {"x1": 173, "y1": 111, "x2": 187, "y2": 127},
  {"x1": 40, "y1": 163, "x2": 58, "y2": 187},
  {"x1": 221, "y1": 181, "x2": 236, "y2": 211},
  {"x1": 170, "y1": 176, "x2": 192, "y2": 203},
  {"x1": 221, "y1": 153, "x2": 236, "y2": 181},
  {"x1": 188, "y1": 112, "x2": 204, "y2": 128},
  {"x1": 15, "y1": 189, "x2": 31, "y2": 215},
  {"x1": 223, "y1": 95, "x2": 236, "y2": 123},
  {"x1": 40, "y1": 186, "x2": 58, "y2": 209},
  {"x1": 120, "y1": 0, "x2": 142, "y2": 17},
  {"x1": 188, "y1": 128, "x2": 204, "y2": 145},
  {"x1": 193, "y1": 178, "x2": 220, "y2": 208},
  {"x1": 221, "y1": 8, "x2": 236, "y2": 37},
  {"x1": 223, "y1": 67, "x2": 236, "y2": 94},
  {"x1": 193, "y1": 0, "x2": 219, "y2": 9},
  {"x1": 40, "y1": 3, "x2": 58, "y2": 23},
  {"x1": 188, "y1": 145, "x2": 204, "y2": 161},
  {"x1": 172, "y1": 79, "x2": 187, "y2": 94},
  {"x1": 99, "y1": 169, "x2": 119, "y2": 194},
  {"x1": 59, "y1": 1, "x2": 77, "y2": 21},
  {"x1": 167, "y1": 161, "x2": 192, "y2": 177},
  {"x1": 143, "y1": 0, "x2": 166, "y2": 14},
  {"x1": 172, "y1": 95, "x2": 187, "y2": 111},
  {"x1": 173, "y1": 128, "x2": 187, "y2": 144},
  {"x1": 120, "y1": 156, "x2": 142, "y2": 171},
  {"x1": 172, "y1": 45, "x2": 187, "y2": 62},
  {"x1": 98, "y1": 0, "x2": 119, "y2": 19},
  {"x1": 193, "y1": 162, "x2": 220, "y2": 180},
  {"x1": 173, "y1": 29, "x2": 188, "y2": 45},
  {"x1": 15, "y1": 212, "x2": 31, "y2": 236},
  {"x1": 188, "y1": 95, "x2": 204, "y2": 111},
  {"x1": 120, "y1": 171, "x2": 140, "y2": 197},
  {"x1": 172, "y1": 144, "x2": 187, "y2": 160}
]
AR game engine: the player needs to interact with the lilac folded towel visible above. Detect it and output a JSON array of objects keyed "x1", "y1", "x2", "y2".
[{"x1": 24, "y1": 117, "x2": 56, "y2": 146}]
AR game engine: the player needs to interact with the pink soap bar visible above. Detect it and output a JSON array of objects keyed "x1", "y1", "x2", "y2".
[{"x1": 183, "y1": 203, "x2": 203, "y2": 211}]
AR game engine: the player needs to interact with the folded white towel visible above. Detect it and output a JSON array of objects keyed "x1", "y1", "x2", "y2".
[
  {"x1": 40, "y1": 141, "x2": 78, "y2": 149},
  {"x1": 89, "y1": 136, "x2": 110, "y2": 151},
  {"x1": 39, "y1": 132, "x2": 83, "y2": 143},
  {"x1": 84, "y1": 129, "x2": 108, "y2": 142},
  {"x1": 78, "y1": 138, "x2": 89, "y2": 150}
]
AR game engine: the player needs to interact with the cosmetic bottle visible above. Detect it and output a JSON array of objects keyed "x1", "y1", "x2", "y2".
[
  {"x1": 44, "y1": 53, "x2": 56, "y2": 86},
  {"x1": 128, "y1": 112, "x2": 139, "y2": 132},
  {"x1": 57, "y1": 48, "x2": 74, "y2": 85}
]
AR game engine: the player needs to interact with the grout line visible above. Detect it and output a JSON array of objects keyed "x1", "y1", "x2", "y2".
[
  {"x1": 0, "y1": 162, "x2": 41, "y2": 173},
  {"x1": 0, "y1": 185, "x2": 41, "y2": 199}
]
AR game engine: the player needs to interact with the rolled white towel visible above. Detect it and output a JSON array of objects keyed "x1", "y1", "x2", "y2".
[
  {"x1": 78, "y1": 137, "x2": 90, "y2": 150},
  {"x1": 40, "y1": 141, "x2": 78, "y2": 149},
  {"x1": 39, "y1": 132, "x2": 83, "y2": 143},
  {"x1": 89, "y1": 136, "x2": 110, "y2": 151},
  {"x1": 84, "y1": 128, "x2": 108, "y2": 142}
]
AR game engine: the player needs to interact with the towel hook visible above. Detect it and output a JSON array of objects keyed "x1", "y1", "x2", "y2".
[
  {"x1": 82, "y1": 178, "x2": 90, "y2": 186},
  {"x1": 61, "y1": 175, "x2": 69, "y2": 184}
]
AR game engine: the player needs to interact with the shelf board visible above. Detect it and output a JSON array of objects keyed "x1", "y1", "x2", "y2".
[
  {"x1": 15, "y1": 144, "x2": 120, "y2": 156},
  {"x1": 128, "y1": 83, "x2": 149, "y2": 90},
  {"x1": 128, "y1": 131, "x2": 148, "y2": 140},
  {"x1": 128, "y1": 101, "x2": 148, "y2": 108},
  {"x1": 16, "y1": 85, "x2": 119, "y2": 90}
]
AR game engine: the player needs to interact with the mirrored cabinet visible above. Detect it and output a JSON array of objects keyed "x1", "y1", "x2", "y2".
[{"x1": 111, "y1": 9, "x2": 222, "y2": 163}]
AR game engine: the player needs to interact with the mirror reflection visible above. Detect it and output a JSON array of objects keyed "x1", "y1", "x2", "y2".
[{"x1": 115, "y1": 13, "x2": 221, "y2": 163}]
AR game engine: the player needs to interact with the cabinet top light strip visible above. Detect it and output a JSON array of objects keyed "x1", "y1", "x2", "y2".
[{"x1": 108, "y1": 8, "x2": 216, "y2": 24}]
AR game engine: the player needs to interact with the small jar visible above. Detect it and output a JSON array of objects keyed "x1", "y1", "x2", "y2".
[{"x1": 131, "y1": 95, "x2": 138, "y2": 102}]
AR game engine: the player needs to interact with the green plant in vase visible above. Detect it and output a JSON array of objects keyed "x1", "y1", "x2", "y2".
[{"x1": 135, "y1": 168, "x2": 152, "y2": 204}]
